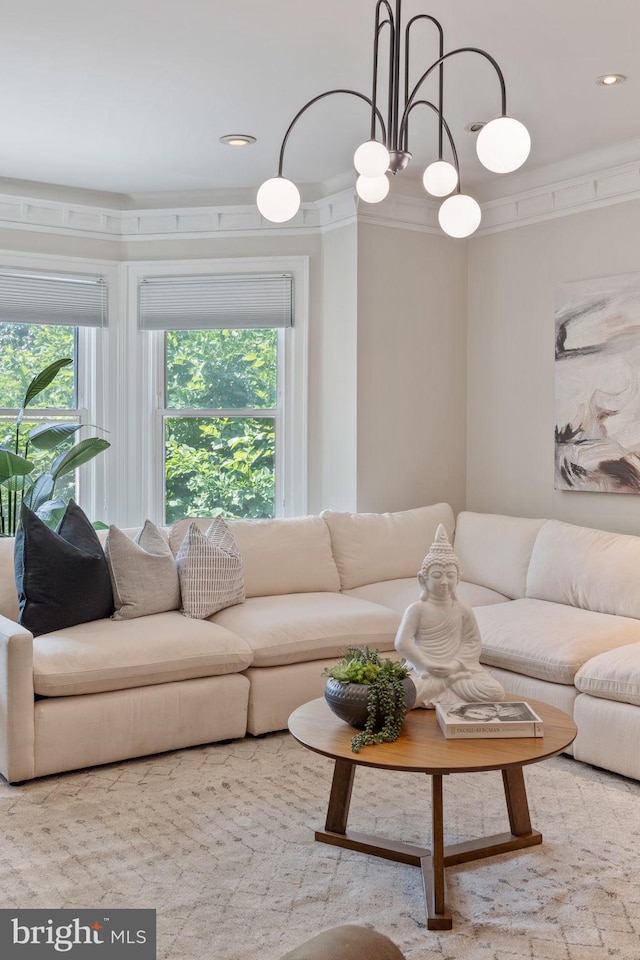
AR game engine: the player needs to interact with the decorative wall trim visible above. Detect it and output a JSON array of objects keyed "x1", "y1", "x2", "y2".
[
  {"x1": 0, "y1": 195, "x2": 121, "y2": 241},
  {"x1": 475, "y1": 160, "x2": 640, "y2": 236},
  {"x1": 121, "y1": 189, "x2": 358, "y2": 239},
  {"x1": 1, "y1": 158, "x2": 640, "y2": 243},
  {"x1": 0, "y1": 190, "x2": 358, "y2": 243}
]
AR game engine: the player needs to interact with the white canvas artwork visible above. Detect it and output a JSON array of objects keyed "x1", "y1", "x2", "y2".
[{"x1": 555, "y1": 272, "x2": 640, "y2": 493}]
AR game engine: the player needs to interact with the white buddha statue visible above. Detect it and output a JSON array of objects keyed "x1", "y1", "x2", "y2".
[{"x1": 394, "y1": 524, "x2": 505, "y2": 708}]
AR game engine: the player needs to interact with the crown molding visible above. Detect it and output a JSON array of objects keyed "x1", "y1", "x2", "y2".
[
  {"x1": 0, "y1": 159, "x2": 639, "y2": 243},
  {"x1": 0, "y1": 195, "x2": 121, "y2": 241},
  {"x1": 475, "y1": 160, "x2": 640, "y2": 236}
]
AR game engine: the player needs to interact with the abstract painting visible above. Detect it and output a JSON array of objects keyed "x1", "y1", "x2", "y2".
[{"x1": 555, "y1": 272, "x2": 640, "y2": 493}]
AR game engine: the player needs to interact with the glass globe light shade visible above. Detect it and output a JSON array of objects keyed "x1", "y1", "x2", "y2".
[
  {"x1": 355, "y1": 174, "x2": 390, "y2": 204},
  {"x1": 422, "y1": 160, "x2": 459, "y2": 197},
  {"x1": 256, "y1": 177, "x2": 301, "y2": 223},
  {"x1": 476, "y1": 117, "x2": 531, "y2": 173},
  {"x1": 353, "y1": 140, "x2": 390, "y2": 177},
  {"x1": 438, "y1": 194, "x2": 482, "y2": 238}
]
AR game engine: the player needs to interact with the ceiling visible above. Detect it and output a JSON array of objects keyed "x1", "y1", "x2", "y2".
[{"x1": 1, "y1": 0, "x2": 639, "y2": 206}]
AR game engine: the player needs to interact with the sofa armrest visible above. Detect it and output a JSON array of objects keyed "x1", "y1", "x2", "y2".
[{"x1": 0, "y1": 615, "x2": 35, "y2": 783}]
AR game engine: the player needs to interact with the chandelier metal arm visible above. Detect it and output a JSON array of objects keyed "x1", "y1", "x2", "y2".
[
  {"x1": 400, "y1": 46, "x2": 508, "y2": 146},
  {"x1": 402, "y1": 99, "x2": 461, "y2": 189},
  {"x1": 372, "y1": 2, "x2": 394, "y2": 142},
  {"x1": 391, "y1": 0, "x2": 402, "y2": 149},
  {"x1": 404, "y1": 15, "x2": 444, "y2": 156},
  {"x1": 276, "y1": 90, "x2": 387, "y2": 178}
]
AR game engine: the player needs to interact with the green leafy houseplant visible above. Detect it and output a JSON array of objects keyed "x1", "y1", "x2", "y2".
[
  {"x1": 0, "y1": 358, "x2": 110, "y2": 536},
  {"x1": 323, "y1": 646, "x2": 415, "y2": 753}
]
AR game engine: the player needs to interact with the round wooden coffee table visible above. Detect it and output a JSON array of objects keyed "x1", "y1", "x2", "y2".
[{"x1": 288, "y1": 696, "x2": 577, "y2": 930}]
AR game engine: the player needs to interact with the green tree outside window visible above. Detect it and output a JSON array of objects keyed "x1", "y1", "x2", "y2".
[{"x1": 164, "y1": 328, "x2": 278, "y2": 521}]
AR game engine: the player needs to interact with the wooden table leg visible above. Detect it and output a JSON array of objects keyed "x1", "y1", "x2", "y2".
[
  {"x1": 421, "y1": 774, "x2": 452, "y2": 930},
  {"x1": 502, "y1": 766, "x2": 535, "y2": 837},
  {"x1": 324, "y1": 759, "x2": 355, "y2": 834},
  {"x1": 315, "y1": 762, "x2": 539, "y2": 933},
  {"x1": 317, "y1": 757, "x2": 429, "y2": 863}
]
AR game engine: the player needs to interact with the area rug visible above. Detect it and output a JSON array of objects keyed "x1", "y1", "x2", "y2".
[{"x1": 1, "y1": 732, "x2": 639, "y2": 960}]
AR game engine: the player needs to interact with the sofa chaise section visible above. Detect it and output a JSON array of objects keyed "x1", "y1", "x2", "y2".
[{"x1": 455, "y1": 512, "x2": 640, "y2": 772}]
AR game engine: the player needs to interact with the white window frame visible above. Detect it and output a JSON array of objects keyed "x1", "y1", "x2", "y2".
[
  {"x1": 0, "y1": 250, "x2": 118, "y2": 525},
  {"x1": 124, "y1": 256, "x2": 308, "y2": 524}
]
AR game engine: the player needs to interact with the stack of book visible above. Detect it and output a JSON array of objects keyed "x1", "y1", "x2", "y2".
[{"x1": 436, "y1": 701, "x2": 544, "y2": 739}]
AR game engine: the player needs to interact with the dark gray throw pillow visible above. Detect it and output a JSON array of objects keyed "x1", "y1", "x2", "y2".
[{"x1": 14, "y1": 500, "x2": 114, "y2": 637}]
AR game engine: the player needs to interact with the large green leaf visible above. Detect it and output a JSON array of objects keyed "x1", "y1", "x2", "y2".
[
  {"x1": 28, "y1": 422, "x2": 83, "y2": 450},
  {"x1": 51, "y1": 438, "x2": 110, "y2": 481},
  {"x1": 35, "y1": 498, "x2": 67, "y2": 528},
  {"x1": 0, "y1": 446, "x2": 33, "y2": 481},
  {"x1": 2, "y1": 475, "x2": 27, "y2": 493},
  {"x1": 23, "y1": 473, "x2": 55, "y2": 512},
  {"x1": 22, "y1": 358, "x2": 73, "y2": 408}
]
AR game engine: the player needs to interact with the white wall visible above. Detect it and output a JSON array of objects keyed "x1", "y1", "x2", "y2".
[
  {"x1": 0, "y1": 228, "x2": 120, "y2": 260},
  {"x1": 317, "y1": 223, "x2": 358, "y2": 511},
  {"x1": 356, "y1": 222, "x2": 468, "y2": 515},
  {"x1": 467, "y1": 197, "x2": 640, "y2": 535}
]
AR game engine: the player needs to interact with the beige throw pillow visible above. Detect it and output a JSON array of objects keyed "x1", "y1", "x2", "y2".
[
  {"x1": 176, "y1": 519, "x2": 245, "y2": 619},
  {"x1": 106, "y1": 520, "x2": 181, "y2": 620}
]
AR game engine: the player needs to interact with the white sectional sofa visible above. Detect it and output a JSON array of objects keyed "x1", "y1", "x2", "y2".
[{"x1": 1, "y1": 502, "x2": 640, "y2": 784}]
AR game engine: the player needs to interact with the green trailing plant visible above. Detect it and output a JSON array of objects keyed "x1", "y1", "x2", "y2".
[
  {"x1": 323, "y1": 646, "x2": 412, "y2": 753},
  {"x1": 0, "y1": 358, "x2": 110, "y2": 536}
]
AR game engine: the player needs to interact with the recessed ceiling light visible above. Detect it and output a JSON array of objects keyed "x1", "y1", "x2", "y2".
[
  {"x1": 595, "y1": 74, "x2": 626, "y2": 87},
  {"x1": 219, "y1": 134, "x2": 257, "y2": 147},
  {"x1": 465, "y1": 121, "x2": 486, "y2": 133}
]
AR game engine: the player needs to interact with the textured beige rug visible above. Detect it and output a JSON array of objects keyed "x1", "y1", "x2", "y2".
[{"x1": 1, "y1": 732, "x2": 639, "y2": 960}]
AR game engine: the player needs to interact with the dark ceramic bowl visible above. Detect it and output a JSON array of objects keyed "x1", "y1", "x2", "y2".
[{"x1": 324, "y1": 676, "x2": 416, "y2": 730}]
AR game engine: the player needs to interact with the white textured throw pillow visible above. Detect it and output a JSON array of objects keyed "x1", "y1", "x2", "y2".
[
  {"x1": 106, "y1": 520, "x2": 181, "y2": 620},
  {"x1": 176, "y1": 519, "x2": 245, "y2": 619}
]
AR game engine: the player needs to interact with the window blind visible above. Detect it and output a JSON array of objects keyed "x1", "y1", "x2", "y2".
[
  {"x1": 0, "y1": 269, "x2": 108, "y2": 327},
  {"x1": 138, "y1": 273, "x2": 293, "y2": 330}
]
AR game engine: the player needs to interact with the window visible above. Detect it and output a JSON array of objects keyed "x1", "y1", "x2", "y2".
[
  {"x1": 163, "y1": 327, "x2": 279, "y2": 522},
  {"x1": 137, "y1": 264, "x2": 307, "y2": 523},
  {"x1": 0, "y1": 267, "x2": 108, "y2": 525}
]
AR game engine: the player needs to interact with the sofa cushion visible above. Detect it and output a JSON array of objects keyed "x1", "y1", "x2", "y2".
[
  {"x1": 321, "y1": 503, "x2": 455, "y2": 591},
  {"x1": 106, "y1": 520, "x2": 181, "y2": 620},
  {"x1": 343, "y1": 579, "x2": 420, "y2": 615},
  {"x1": 344, "y1": 578, "x2": 509, "y2": 616},
  {"x1": 526, "y1": 518, "x2": 640, "y2": 619},
  {"x1": 456, "y1": 581, "x2": 511, "y2": 608},
  {"x1": 15, "y1": 501, "x2": 114, "y2": 637},
  {"x1": 170, "y1": 515, "x2": 340, "y2": 597},
  {"x1": 211, "y1": 593, "x2": 400, "y2": 667},
  {"x1": 575, "y1": 643, "x2": 640, "y2": 706},
  {"x1": 475, "y1": 598, "x2": 640, "y2": 684},
  {"x1": 32, "y1": 611, "x2": 253, "y2": 697},
  {"x1": 453, "y1": 511, "x2": 546, "y2": 600},
  {"x1": 176, "y1": 520, "x2": 245, "y2": 618}
]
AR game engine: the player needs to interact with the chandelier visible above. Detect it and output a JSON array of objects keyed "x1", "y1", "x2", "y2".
[{"x1": 256, "y1": 2, "x2": 530, "y2": 237}]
